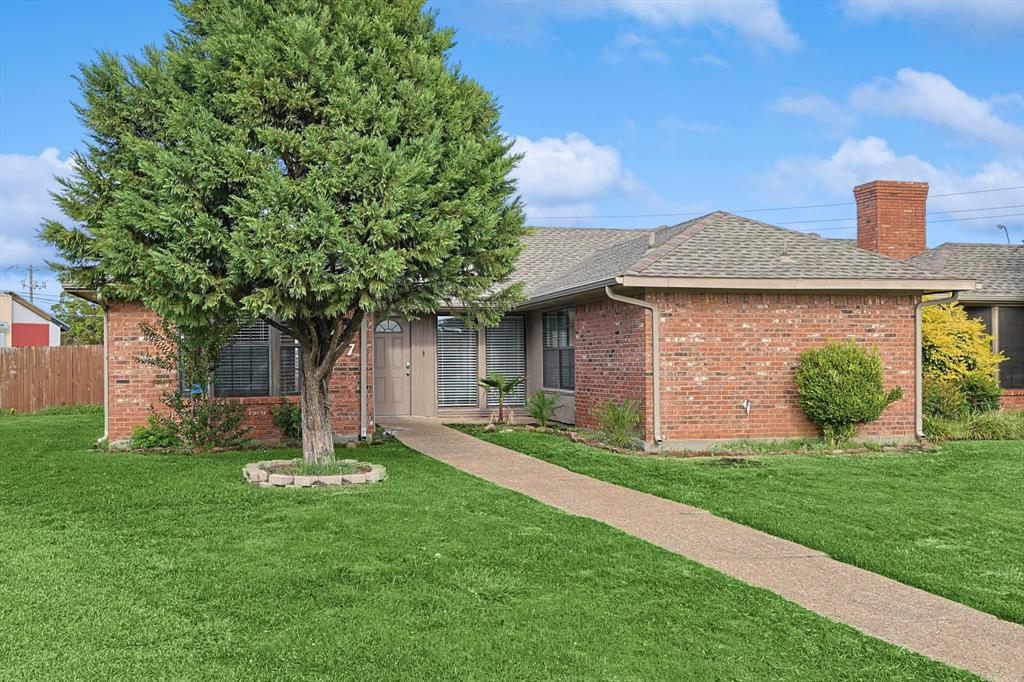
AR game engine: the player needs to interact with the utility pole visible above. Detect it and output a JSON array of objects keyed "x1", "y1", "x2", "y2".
[{"x1": 20, "y1": 265, "x2": 46, "y2": 303}]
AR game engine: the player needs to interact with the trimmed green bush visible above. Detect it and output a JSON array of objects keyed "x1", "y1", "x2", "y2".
[
  {"x1": 598, "y1": 400, "x2": 643, "y2": 449},
  {"x1": 795, "y1": 342, "x2": 903, "y2": 446},
  {"x1": 922, "y1": 377, "x2": 967, "y2": 420},
  {"x1": 526, "y1": 390, "x2": 559, "y2": 428},
  {"x1": 960, "y1": 374, "x2": 1002, "y2": 413},
  {"x1": 272, "y1": 403, "x2": 302, "y2": 441},
  {"x1": 131, "y1": 413, "x2": 180, "y2": 449}
]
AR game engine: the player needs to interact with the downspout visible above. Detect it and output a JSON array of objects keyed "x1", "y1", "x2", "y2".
[
  {"x1": 359, "y1": 316, "x2": 368, "y2": 440},
  {"x1": 100, "y1": 295, "x2": 109, "y2": 444},
  {"x1": 604, "y1": 286, "x2": 663, "y2": 444},
  {"x1": 916, "y1": 291, "x2": 959, "y2": 438}
]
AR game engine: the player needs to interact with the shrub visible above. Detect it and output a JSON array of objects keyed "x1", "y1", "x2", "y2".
[
  {"x1": 925, "y1": 410, "x2": 1024, "y2": 442},
  {"x1": 922, "y1": 303, "x2": 1005, "y2": 381},
  {"x1": 272, "y1": 403, "x2": 302, "y2": 441},
  {"x1": 922, "y1": 377, "x2": 967, "y2": 420},
  {"x1": 598, "y1": 400, "x2": 643, "y2": 449},
  {"x1": 960, "y1": 374, "x2": 1002, "y2": 413},
  {"x1": 795, "y1": 342, "x2": 903, "y2": 446},
  {"x1": 162, "y1": 391, "x2": 250, "y2": 450},
  {"x1": 30, "y1": 404, "x2": 104, "y2": 416},
  {"x1": 131, "y1": 413, "x2": 180, "y2": 449},
  {"x1": 526, "y1": 390, "x2": 559, "y2": 428}
]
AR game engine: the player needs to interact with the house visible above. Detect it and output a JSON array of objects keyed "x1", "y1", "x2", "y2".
[
  {"x1": 907, "y1": 242, "x2": 1024, "y2": 409},
  {"x1": 73, "y1": 179, "x2": 996, "y2": 448},
  {"x1": 0, "y1": 291, "x2": 68, "y2": 347}
]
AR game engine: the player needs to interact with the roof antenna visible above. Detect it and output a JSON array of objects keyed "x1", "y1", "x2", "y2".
[
  {"x1": 779, "y1": 238, "x2": 796, "y2": 263},
  {"x1": 996, "y1": 224, "x2": 1012, "y2": 245}
]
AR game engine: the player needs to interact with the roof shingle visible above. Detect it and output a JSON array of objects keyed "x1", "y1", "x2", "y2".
[{"x1": 907, "y1": 243, "x2": 1024, "y2": 300}]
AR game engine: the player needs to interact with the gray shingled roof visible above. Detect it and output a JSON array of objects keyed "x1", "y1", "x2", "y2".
[
  {"x1": 907, "y1": 243, "x2": 1024, "y2": 300},
  {"x1": 516, "y1": 211, "x2": 957, "y2": 301}
]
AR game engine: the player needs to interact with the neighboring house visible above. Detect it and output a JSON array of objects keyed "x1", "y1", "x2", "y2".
[
  {"x1": 72, "y1": 179, "x2": 991, "y2": 448},
  {"x1": 0, "y1": 291, "x2": 68, "y2": 347},
  {"x1": 907, "y1": 243, "x2": 1024, "y2": 409}
]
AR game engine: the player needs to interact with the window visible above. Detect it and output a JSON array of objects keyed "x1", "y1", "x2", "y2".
[
  {"x1": 485, "y1": 316, "x2": 526, "y2": 407},
  {"x1": 375, "y1": 319, "x2": 402, "y2": 333},
  {"x1": 542, "y1": 308, "x2": 574, "y2": 391},
  {"x1": 437, "y1": 316, "x2": 479, "y2": 407},
  {"x1": 998, "y1": 306, "x2": 1024, "y2": 390},
  {"x1": 963, "y1": 306, "x2": 993, "y2": 335},
  {"x1": 213, "y1": 321, "x2": 301, "y2": 397}
]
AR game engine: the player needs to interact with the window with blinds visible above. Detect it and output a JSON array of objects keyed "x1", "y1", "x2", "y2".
[
  {"x1": 437, "y1": 316, "x2": 479, "y2": 407},
  {"x1": 213, "y1": 321, "x2": 302, "y2": 397},
  {"x1": 486, "y1": 316, "x2": 526, "y2": 407},
  {"x1": 542, "y1": 308, "x2": 575, "y2": 391}
]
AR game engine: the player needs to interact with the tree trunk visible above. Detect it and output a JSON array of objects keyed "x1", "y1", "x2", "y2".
[{"x1": 300, "y1": 352, "x2": 335, "y2": 463}]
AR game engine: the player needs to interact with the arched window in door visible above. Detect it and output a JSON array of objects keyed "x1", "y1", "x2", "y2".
[{"x1": 374, "y1": 319, "x2": 402, "y2": 333}]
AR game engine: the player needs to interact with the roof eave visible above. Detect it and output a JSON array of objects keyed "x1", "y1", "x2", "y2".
[
  {"x1": 516, "y1": 277, "x2": 620, "y2": 309},
  {"x1": 617, "y1": 275, "x2": 977, "y2": 293}
]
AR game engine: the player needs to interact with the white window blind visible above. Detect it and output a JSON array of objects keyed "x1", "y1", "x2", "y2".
[
  {"x1": 437, "y1": 316, "x2": 479, "y2": 407},
  {"x1": 485, "y1": 316, "x2": 526, "y2": 406}
]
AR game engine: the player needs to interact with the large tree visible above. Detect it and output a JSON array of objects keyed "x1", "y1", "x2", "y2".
[
  {"x1": 44, "y1": 0, "x2": 525, "y2": 461},
  {"x1": 51, "y1": 292, "x2": 103, "y2": 345}
]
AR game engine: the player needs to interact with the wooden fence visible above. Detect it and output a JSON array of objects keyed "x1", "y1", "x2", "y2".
[{"x1": 0, "y1": 345, "x2": 103, "y2": 413}]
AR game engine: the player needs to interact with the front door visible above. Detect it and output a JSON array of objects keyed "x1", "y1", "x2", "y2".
[{"x1": 373, "y1": 318, "x2": 411, "y2": 415}]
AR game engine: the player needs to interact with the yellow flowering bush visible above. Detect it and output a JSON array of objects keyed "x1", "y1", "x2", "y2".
[{"x1": 921, "y1": 304, "x2": 1005, "y2": 382}]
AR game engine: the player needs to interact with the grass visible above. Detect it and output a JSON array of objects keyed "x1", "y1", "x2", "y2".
[
  {"x1": 455, "y1": 425, "x2": 1024, "y2": 625},
  {"x1": 708, "y1": 436, "x2": 892, "y2": 454},
  {"x1": 0, "y1": 414, "x2": 974, "y2": 681},
  {"x1": 273, "y1": 458, "x2": 362, "y2": 476}
]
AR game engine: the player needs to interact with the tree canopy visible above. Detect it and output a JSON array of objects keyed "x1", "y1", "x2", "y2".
[
  {"x1": 51, "y1": 293, "x2": 103, "y2": 345},
  {"x1": 44, "y1": 0, "x2": 526, "y2": 460}
]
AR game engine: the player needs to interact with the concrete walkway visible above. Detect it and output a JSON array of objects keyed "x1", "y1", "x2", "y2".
[{"x1": 384, "y1": 417, "x2": 1024, "y2": 682}]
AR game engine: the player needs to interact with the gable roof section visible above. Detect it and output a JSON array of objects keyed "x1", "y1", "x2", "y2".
[
  {"x1": 907, "y1": 243, "x2": 1024, "y2": 301},
  {"x1": 516, "y1": 212, "x2": 972, "y2": 303},
  {"x1": 2, "y1": 291, "x2": 70, "y2": 330}
]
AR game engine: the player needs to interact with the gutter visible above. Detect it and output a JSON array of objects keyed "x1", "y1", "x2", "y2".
[
  {"x1": 915, "y1": 291, "x2": 959, "y2": 438},
  {"x1": 359, "y1": 316, "x2": 368, "y2": 440},
  {"x1": 604, "y1": 285, "x2": 663, "y2": 444},
  {"x1": 100, "y1": 294, "x2": 109, "y2": 444}
]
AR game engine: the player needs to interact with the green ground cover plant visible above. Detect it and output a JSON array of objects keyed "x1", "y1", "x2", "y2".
[
  {"x1": 0, "y1": 412, "x2": 974, "y2": 680},
  {"x1": 456, "y1": 425, "x2": 1024, "y2": 624}
]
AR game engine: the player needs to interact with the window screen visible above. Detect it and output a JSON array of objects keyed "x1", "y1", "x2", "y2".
[
  {"x1": 485, "y1": 316, "x2": 526, "y2": 407},
  {"x1": 542, "y1": 308, "x2": 574, "y2": 391},
  {"x1": 999, "y1": 306, "x2": 1024, "y2": 390},
  {"x1": 963, "y1": 306, "x2": 993, "y2": 335},
  {"x1": 437, "y1": 316, "x2": 479, "y2": 407}
]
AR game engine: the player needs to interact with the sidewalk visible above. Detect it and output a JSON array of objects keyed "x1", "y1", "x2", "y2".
[{"x1": 384, "y1": 417, "x2": 1024, "y2": 682}]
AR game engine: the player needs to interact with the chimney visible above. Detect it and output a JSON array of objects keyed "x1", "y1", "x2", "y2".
[{"x1": 853, "y1": 180, "x2": 928, "y2": 260}]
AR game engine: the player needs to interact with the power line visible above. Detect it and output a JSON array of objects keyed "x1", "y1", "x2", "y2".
[
  {"x1": 793, "y1": 211, "x2": 1024, "y2": 233},
  {"x1": 776, "y1": 204, "x2": 1024, "y2": 226},
  {"x1": 529, "y1": 185, "x2": 1024, "y2": 220}
]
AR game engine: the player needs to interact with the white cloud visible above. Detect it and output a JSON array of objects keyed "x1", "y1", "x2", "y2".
[
  {"x1": 602, "y1": 31, "x2": 670, "y2": 64},
  {"x1": 511, "y1": 133, "x2": 639, "y2": 220},
  {"x1": 691, "y1": 52, "x2": 729, "y2": 68},
  {"x1": 764, "y1": 137, "x2": 1024, "y2": 225},
  {"x1": 850, "y1": 68, "x2": 1024, "y2": 150},
  {"x1": 613, "y1": 0, "x2": 800, "y2": 52},
  {"x1": 771, "y1": 93, "x2": 854, "y2": 127},
  {"x1": 843, "y1": 0, "x2": 1024, "y2": 31},
  {"x1": 0, "y1": 148, "x2": 74, "y2": 270}
]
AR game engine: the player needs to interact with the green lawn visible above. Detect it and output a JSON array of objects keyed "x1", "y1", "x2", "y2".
[
  {"x1": 455, "y1": 425, "x2": 1024, "y2": 625},
  {"x1": 0, "y1": 415, "x2": 975, "y2": 680}
]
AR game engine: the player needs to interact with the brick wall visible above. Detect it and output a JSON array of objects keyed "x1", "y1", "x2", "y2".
[
  {"x1": 854, "y1": 180, "x2": 928, "y2": 260},
  {"x1": 105, "y1": 301, "x2": 371, "y2": 444},
  {"x1": 1002, "y1": 389, "x2": 1024, "y2": 411},
  {"x1": 574, "y1": 299, "x2": 654, "y2": 438},
  {"x1": 651, "y1": 291, "x2": 917, "y2": 442}
]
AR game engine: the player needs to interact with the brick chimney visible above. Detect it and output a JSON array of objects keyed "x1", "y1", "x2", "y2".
[{"x1": 853, "y1": 180, "x2": 928, "y2": 260}]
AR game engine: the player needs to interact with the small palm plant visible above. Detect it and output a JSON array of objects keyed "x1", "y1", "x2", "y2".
[{"x1": 479, "y1": 372, "x2": 524, "y2": 423}]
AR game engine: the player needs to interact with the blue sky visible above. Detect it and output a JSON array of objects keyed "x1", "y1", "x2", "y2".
[{"x1": 2, "y1": 0, "x2": 1022, "y2": 311}]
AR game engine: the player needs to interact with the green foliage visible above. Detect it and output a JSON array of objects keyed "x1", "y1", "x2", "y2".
[
  {"x1": 960, "y1": 374, "x2": 1003, "y2": 413},
  {"x1": 922, "y1": 304, "x2": 1005, "y2": 382},
  {"x1": 795, "y1": 342, "x2": 903, "y2": 446},
  {"x1": 130, "y1": 413, "x2": 180, "y2": 449},
  {"x1": 162, "y1": 391, "x2": 249, "y2": 450},
  {"x1": 50, "y1": 292, "x2": 102, "y2": 345},
  {"x1": 27, "y1": 404, "x2": 103, "y2": 417},
  {"x1": 922, "y1": 377, "x2": 968, "y2": 420},
  {"x1": 271, "y1": 403, "x2": 302, "y2": 441},
  {"x1": 273, "y1": 459, "x2": 360, "y2": 476},
  {"x1": 924, "y1": 410, "x2": 1024, "y2": 442},
  {"x1": 42, "y1": 0, "x2": 526, "y2": 460},
  {"x1": 479, "y1": 372, "x2": 524, "y2": 423},
  {"x1": 598, "y1": 400, "x2": 643, "y2": 449},
  {"x1": 525, "y1": 390, "x2": 559, "y2": 428}
]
